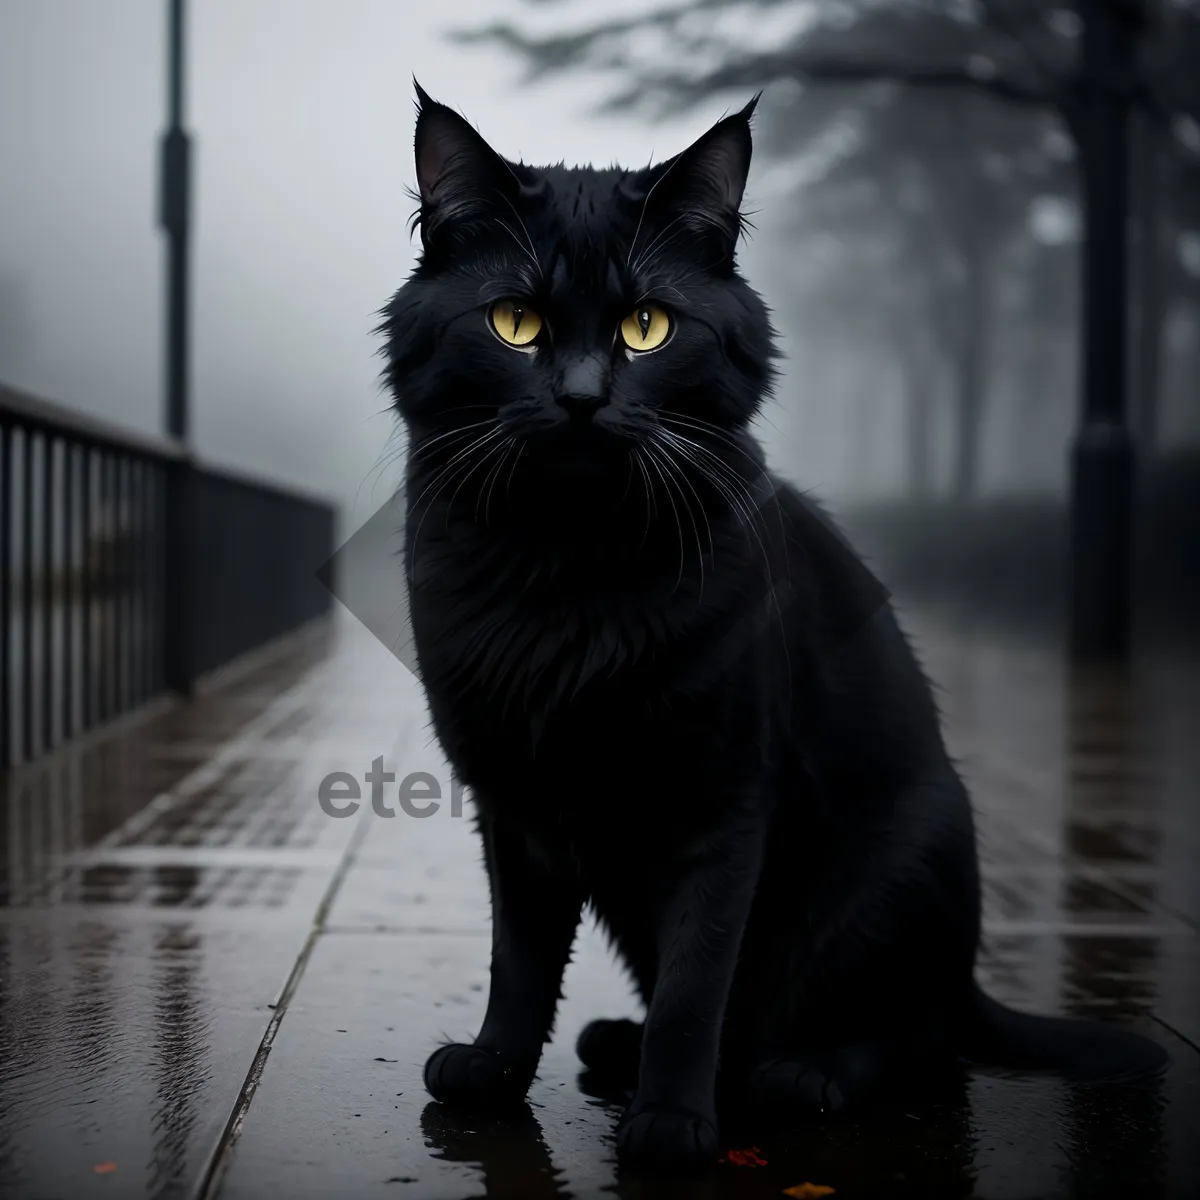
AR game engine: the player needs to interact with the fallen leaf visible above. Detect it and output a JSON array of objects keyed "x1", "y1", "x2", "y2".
[
  {"x1": 719, "y1": 1146, "x2": 768, "y2": 1167},
  {"x1": 783, "y1": 1183, "x2": 835, "y2": 1198},
  {"x1": 92, "y1": 1162, "x2": 118, "y2": 1175}
]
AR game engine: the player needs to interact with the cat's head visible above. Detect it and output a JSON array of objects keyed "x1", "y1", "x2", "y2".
[{"x1": 383, "y1": 82, "x2": 777, "y2": 490}]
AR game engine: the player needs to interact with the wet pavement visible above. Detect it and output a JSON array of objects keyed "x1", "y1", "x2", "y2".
[{"x1": 1, "y1": 604, "x2": 1198, "y2": 1200}]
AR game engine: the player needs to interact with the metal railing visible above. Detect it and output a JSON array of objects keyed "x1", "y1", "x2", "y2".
[{"x1": 1, "y1": 384, "x2": 337, "y2": 769}]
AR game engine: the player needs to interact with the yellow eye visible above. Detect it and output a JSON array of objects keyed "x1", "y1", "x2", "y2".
[
  {"x1": 490, "y1": 299, "x2": 542, "y2": 347},
  {"x1": 620, "y1": 304, "x2": 670, "y2": 352}
]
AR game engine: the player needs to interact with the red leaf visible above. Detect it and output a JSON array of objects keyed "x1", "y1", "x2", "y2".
[{"x1": 719, "y1": 1146, "x2": 768, "y2": 1167}]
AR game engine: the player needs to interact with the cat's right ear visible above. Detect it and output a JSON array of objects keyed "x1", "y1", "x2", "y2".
[
  {"x1": 412, "y1": 81, "x2": 513, "y2": 243},
  {"x1": 623, "y1": 94, "x2": 759, "y2": 264}
]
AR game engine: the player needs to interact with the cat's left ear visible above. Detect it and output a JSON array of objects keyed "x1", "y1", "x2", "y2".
[
  {"x1": 411, "y1": 80, "x2": 525, "y2": 245},
  {"x1": 627, "y1": 94, "x2": 759, "y2": 254}
]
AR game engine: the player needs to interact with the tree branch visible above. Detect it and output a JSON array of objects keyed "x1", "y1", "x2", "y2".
[
  {"x1": 774, "y1": 55, "x2": 1053, "y2": 106},
  {"x1": 594, "y1": 53, "x2": 1066, "y2": 117},
  {"x1": 456, "y1": 19, "x2": 1084, "y2": 133}
]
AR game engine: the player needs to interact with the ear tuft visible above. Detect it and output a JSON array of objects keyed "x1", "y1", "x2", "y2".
[
  {"x1": 412, "y1": 76, "x2": 434, "y2": 111},
  {"x1": 409, "y1": 89, "x2": 530, "y2": 250},
  {"x1": 625, "y1": 97, "x2": 757, "y2": 264},
  {"x1": 678, "y1": 102, "x2": 755, "y2": 214},
  {"x1": 414, "y1": 93, "x2": 488, "y2": 205},
  {"x1": 740, "y1": 92, "x2": 762, "y2": 123}
]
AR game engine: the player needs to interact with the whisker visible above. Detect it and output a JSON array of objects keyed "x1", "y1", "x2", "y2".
[
  {"x1": 629, "y1": 212, "x2": 690, "y2": 277},
  {"x1": 649, "y1": 437, "x2": 712, "y2": 601},
  {"x1": 411, "y1": 427, "x2": 505, "y2": 494},
  {"x1": 505, "y1": 442, "x2": 528, "y2": 503},
  {"x1": 618, "y1": 450, "x2": 638, "y2": 509},
  {"x1": 632, "y1": 449, "x2": 655, "y2": 550},
  {"x1": 653, "y1": 434, "x2": 716, "y2": 569},
  {"x1": 445, "y1": 438, "x2": 513, "y2": 532},
  {"x1": 406, "y1": 427, "x2": 505, "y2": 572},
  {"x1": 657, "y1": 428, "x2": 770, "y2": 561},
  {"x1": 495, "y1": 190, "x2": 543, "y2": 279},
  {"x1": 478, "y1": 436, "x2": 517, "y2": 527},
  {"x1": 625, "y1": 149, "x2": 693, "y2": 271},
  {"x1": 408, "y1": 420, "x2": 496, "y2": 462},
  {"x1": 657, "y1": 412, "x2": 764, "y2": 471},
  {"x1": 658, "y1": 416, "x2": 791, "y2": 592},
  {"x1": 406, "y1": 456, "x2": 480, "y2": 575},
  {"x1": 642, "y1": 442, "x2": 687, "y2": 594},
  {"x1": 495, "y1": 219, "x2": 542, "y2": 279},
  {"x1": 655, "y1": 429, "x2": 793, "y2": 685},
  {"x1": 355, "y1": 428, "x2": 408, "y2": 512}
]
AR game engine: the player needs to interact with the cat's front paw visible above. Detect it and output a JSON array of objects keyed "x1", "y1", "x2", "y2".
[
  {"x1": 616, "y1": 1102, "x2": 719, "y2": 1174},
  {"x1": 423, "y1": 1043, "x2": 530, "y2": 1110}
]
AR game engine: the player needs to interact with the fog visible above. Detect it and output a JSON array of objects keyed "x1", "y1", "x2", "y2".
[
  {"x1": 0, "y1": 0, "x2": 717, "y2": 535},
  {"x1": 3, "y1": 0, "x2": 1198, "y2": 642}
]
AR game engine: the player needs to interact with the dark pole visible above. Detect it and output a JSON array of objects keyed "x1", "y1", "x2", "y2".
[
  {"x1": 160, "y1": 0, "x2": 190, "y2": 443},
  {"x1": 1068, "y1": 0, "x2": 1141, "y2": 661},
  {"x1": 160, "y1": 0, "x2": 196, "y2": 695},
  {"x1": 1133, "y1": 87, "x2": 1165, "y2": 449}
]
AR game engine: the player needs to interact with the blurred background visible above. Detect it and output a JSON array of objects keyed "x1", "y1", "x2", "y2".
[
  {"x1": 3, "y1": 2, "x2": 1197, "y2": 728},
  {"x1": 2, "y1": 7, "x2": 1199, "y2": 1197}
]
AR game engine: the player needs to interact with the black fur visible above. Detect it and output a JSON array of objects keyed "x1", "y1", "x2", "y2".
[{"x1": 381, "y1": 83, "x2": 1166, "y2": 1174}]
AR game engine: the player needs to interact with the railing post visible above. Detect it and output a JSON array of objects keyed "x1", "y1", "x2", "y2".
[{"x1": 163, "y1": 455, "x2": 196, "y2": 696}]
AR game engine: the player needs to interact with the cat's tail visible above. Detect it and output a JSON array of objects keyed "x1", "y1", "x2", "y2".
[{"x1": 959, "y1": 982, "x2": 1168, "y2": 1082}]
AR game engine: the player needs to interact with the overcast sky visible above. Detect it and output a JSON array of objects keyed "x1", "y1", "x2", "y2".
[{"x1": 1, "y1": 0, "x2": 774, "y2": 534}]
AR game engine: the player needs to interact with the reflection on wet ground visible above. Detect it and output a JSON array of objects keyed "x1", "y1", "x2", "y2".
[{"x1": 1, "y1": 605, "x2": 1197, "y2": 1199}]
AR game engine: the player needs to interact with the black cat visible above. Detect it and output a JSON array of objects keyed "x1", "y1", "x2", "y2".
[{"x1": 381, "y1": 83, "x2": 1165, "y2": 1174}]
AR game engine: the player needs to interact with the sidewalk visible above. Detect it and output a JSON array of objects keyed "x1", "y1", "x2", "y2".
[{"x1": 2, "y1": 606, "x2": 1198, "y2": 1199}]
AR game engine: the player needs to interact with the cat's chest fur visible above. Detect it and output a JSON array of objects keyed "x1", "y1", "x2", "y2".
[{"x1": 407, "y1": 517, "x2": 774, "y2": 826}]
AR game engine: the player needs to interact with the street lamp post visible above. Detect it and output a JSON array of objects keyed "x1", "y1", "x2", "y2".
[
  {"x1": 159, "y1": 0, "x2": 190, "y2": 443},
  {"x1": 159, "y1": 0, "x2": 196, "y2": 696}
]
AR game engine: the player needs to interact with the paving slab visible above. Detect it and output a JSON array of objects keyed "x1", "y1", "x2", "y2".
[
  {"x1": 0, "y1": 617, "x2": 424, "y2": 1199},
  {"x1": 0, "y1": 911, "x2": 316, "y2": 1200}
]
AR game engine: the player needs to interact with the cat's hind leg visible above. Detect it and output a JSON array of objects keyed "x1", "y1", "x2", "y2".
[
  {"x1": 574, "y1": 890, "x2": 656, "y2": 1089},
  {"x1": 576, "y1": 1018, "x2": 643, "y2": 1086},
  {"x1": 741, "y1": 1031, "x2": 955, "y2": 1118}
]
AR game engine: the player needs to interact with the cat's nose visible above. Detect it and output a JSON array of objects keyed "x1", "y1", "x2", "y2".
[{"x1": 555, "y1": 356, "x2": 609, "y2": 421}]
